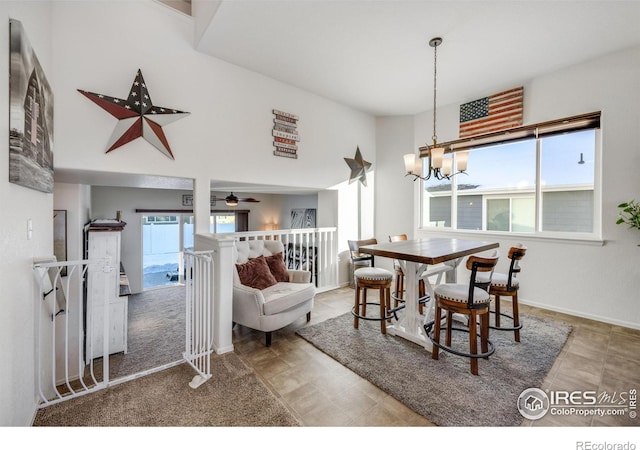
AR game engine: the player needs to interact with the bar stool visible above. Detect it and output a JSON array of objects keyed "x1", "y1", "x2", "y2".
[
  {"x1": 483, "y1": 244, "x2": 527, "y2": 342},
  {"x1": 426, "y1": 253, "x2": 499, "y2": 376},
  {"x1": 347, "y1": 238, "x2": 376, "y2": 286},
  {"x1": 352, "y1": 267, "x2": 393, "y2": 334}
]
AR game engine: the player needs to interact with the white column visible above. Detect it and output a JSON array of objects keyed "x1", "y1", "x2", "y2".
[
  {"x1": 211, "y1": 237, "x2": 235, "y2": 354},
  {"x1": 193, "y1": 176, "x2": 211, "y2": 236}
]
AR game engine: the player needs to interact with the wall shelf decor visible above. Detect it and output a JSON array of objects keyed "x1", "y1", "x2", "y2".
[
  {"x1": 78, "y1": 69, "x2": 190, "y2": 159},
  {"x1": 272, "y1": 109, "x2": 299, "y2": 159},
  {"x1": 9, "y1": 19, "x2": 54, "y2": 193}
]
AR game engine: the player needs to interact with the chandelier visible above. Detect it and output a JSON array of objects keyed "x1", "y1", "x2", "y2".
[{"x1": 404, "y1": 37, "x2": 468, "y2": 181}]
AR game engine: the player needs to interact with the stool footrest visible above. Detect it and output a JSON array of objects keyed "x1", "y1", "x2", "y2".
[
  {"x1": 489, "y1": 310, "x2": 523, "y2": 331},
  {"x1": 352, "y1": 303, "x2": 394, "y2": 321},
  {"x1": 391, "y1": 290, "x2": 431, "y2": 304},
  {"x1": 424, "y1": 320, "x2": 496, "y2": 359}
]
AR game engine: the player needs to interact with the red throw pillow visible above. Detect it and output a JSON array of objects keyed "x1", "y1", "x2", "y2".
[
  {"x1": 265, "y1": 252, "x2": 290, "y2": 282},
  {"x1": 236, "y1": 256, "x2": 278, "y2": 290}
]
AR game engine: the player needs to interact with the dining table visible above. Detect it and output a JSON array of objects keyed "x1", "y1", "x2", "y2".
[{"x1": 359, "y1": 237, "x2": 499, "y2": 351}]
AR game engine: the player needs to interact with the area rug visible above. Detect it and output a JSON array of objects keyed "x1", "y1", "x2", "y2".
[
  {"x1": 296, "y1": 312, "x2": 571, "y2": 426},
  {"x1": 33, "y1": 352, "x2": 300, "y2": 427}
]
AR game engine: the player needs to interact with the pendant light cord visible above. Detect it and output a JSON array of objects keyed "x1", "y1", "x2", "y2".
[{"x1": 432, "y1": 39, "x2": 438, "y2": 146}]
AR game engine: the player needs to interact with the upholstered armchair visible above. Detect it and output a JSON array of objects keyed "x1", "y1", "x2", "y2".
[{"x1": 232, "y1": 239, "x2": 315, "y2": 346}]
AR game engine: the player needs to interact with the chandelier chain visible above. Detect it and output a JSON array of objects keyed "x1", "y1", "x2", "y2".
[{"x1": 432, "y1": 39, "x2": 438, "y2": 145}]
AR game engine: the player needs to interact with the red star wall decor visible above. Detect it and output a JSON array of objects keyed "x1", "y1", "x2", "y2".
[{"x1": 78, "y1": 69, "x2": 190, "y2": 159}]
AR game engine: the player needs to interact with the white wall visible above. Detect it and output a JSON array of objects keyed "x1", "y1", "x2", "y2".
[
  {"x1": 51, "y1": 0, "x2": 375, "y2": 193},
  {"x1": 278, "y1": 194, "x2": 318, "y2": 229},
  {"x1": 50, "y1": 0, "x2": 374, "y2": 271},
  {"x1": 376, "y1": 46, "x2": 640, "y2": 329},
  {"x1": 0, "y1": 1, "x2": 53, "y2": 426},
  {"x1": 373, "y1": 115, "x2": 416, "y2": 273}
]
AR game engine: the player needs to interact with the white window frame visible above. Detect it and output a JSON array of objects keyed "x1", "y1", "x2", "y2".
[
  {"x1": 418, "y1": 127, "x2": 603, "y2": 244},
  {"x1": 210, "y1": 212, "x2": 236, "y2": 234}
]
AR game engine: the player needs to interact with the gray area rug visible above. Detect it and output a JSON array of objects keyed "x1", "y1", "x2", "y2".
[
  {"x1": 296, "y1": 311, "x2": 571, "y2": 426},
  {"x1": 33, "y1": 352, "x2": 300, "y2": 427}
]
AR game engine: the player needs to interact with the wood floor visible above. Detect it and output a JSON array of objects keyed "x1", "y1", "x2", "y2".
[{"x1": 232, "y1": 286, "x2": 640, "y2": 427}]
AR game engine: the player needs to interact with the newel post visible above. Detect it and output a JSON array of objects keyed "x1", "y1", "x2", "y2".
[{"x1": 209, "y1": 236, "x2": 235, "y2": 354}]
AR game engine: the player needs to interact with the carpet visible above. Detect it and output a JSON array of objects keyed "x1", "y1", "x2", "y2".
[
  {"x1": 109, "y1": 285, "x2": 185, "y2": 379},
  {"x1": 33, "y1": 352, "x2": 300, "y2": 427},
  {"x1": 296, "y1": 311, "x2": 571, "y2": 426}
]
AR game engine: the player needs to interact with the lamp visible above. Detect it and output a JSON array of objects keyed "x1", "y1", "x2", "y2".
[
  {"x1": 404, "y1": 37, "x2": 468, "y2": 181},
  {"x1": 225, "y1": 193, "x2": 239, "y2": 206}
]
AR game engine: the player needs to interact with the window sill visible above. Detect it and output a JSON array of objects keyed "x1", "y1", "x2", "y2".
[{"x1": 416, "y1": 228, "x2": 605, "y2": 246}]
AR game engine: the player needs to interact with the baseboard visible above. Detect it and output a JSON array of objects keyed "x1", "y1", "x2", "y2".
[
  {"x1": 215, "y1": 344, "x2": 234, "y2": 354},
  {"x1": 519, "y1": 298, "x2": 640, "y2": 331}
]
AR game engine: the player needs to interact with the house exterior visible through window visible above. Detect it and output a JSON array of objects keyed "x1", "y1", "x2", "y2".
[
  {"x1": 420, "y1": 112, "x2": 599, "y2": 238},
  {"x1": 210, "y1": 213, "x2": 236, "y2": 233}
]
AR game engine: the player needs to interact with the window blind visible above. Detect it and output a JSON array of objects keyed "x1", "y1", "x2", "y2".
[{"x1": 418, "y1": 111, "x2": 601, "y2": 157}]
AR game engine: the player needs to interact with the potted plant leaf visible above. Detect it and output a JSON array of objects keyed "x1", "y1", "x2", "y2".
[{"x1": 616, "y1": 200, "x2": 640, "y2": 245}]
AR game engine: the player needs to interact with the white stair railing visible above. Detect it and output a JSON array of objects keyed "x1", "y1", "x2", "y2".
[
  {"x1": 216, "y1": 227, "x2": 338, "y2": 292},
  {"x1": 183, "y1": 250, "x2": 215, "y2": 388}
]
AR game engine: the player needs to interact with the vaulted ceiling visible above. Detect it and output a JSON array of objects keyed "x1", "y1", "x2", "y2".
[
  {"x1": 57, "y1": 1, "x2": 640, "y2": 193},
  {"x1": 194, "y1": 1, "x2": 640, "y2": 116}
]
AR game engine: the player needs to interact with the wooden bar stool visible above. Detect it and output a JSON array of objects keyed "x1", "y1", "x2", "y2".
[
  {"x1": 426, "y1": 253, "x2": 499, "y2": 376},
  {"x1": 485, "y1": 244, "x2": 527, "y2": 342},
  {"x1": 352, "y1": 267, "x2": 393, "y2": 334},
  {"x1": 347, "y1": 239, "x2": 376, "y2": 286}
]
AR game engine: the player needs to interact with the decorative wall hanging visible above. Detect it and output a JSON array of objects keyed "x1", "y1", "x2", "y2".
[
  {"x1": 272, "y1": 109, "x2": 299, "y2": 159},
  {"x1": 78, "y1": 69, "x2": 190, "y2": 159},
  {"x1": 9, "y1": 19, "x2": 54, "y2": 193},
  {"x1": 181, "y1": 194, "x2": 193, "y2": 207},
  {"x1": 344, "y1": 146, "x2": 371, "y2": 187},
  {"x1": 291, "y1": 208, "x2": 316, "y2": 228},
  {"x1": 459, "y1": 86, "x2": 523, "y2": 138}
]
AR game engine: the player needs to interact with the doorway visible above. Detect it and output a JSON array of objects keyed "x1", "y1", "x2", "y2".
[{"x1": 142, "y1": 214, "x2": 194, "y2": 290}]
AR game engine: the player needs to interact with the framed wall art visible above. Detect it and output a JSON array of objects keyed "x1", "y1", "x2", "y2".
[
  {"x1": 9, "y1": 19, "x2": 54, "y2": 193},
  {"x1": 291, "y1": 208, "x2": 316, "y2": 229}
]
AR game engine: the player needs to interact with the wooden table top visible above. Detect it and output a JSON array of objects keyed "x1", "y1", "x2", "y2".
[{"x1": 359, "y1": 238, "x2": 499, "y2": 265}]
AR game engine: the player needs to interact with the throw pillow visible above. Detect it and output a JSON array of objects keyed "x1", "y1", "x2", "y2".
[
  {"x1": 265, "y1": 252, "x2": 289, "y2": 282},
  {"x1": 236, "y1": 255, "x2": 277, "y2": 290}
]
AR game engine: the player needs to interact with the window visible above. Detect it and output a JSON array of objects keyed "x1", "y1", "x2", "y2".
[
  {"x1": 420, "y1": 113, "x2": 599, "y2": 238},
  {"x1": 210, "y1": 213, "x2": 236, "y2": 233},
  {"x1": 143, "y1": 215, "x2": 178, "y2": 224}
]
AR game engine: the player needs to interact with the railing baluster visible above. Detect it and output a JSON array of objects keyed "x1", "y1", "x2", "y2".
[{"x1": 214, "y1": 227, "x2": 337, "y2": 292}]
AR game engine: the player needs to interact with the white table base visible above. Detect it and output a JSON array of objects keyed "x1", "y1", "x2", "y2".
[{"x1": 386, "y1": 259, "x2": 460, "y2": 352}]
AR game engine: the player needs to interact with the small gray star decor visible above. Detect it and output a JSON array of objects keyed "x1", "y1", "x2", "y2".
[{"x1": 344, "y1": 146, "x2": 372, "y2": 186}]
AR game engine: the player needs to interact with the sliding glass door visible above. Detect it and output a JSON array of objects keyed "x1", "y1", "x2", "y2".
[{"x1": 142, "y1": 214, "x2": 193, "y2": 290}]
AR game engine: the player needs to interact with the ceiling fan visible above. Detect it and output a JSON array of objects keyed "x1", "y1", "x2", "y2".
[{"x1": 211, "y1": 192, "x2": 260, "y2": 207}]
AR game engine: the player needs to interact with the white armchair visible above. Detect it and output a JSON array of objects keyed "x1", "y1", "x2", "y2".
[{"x1": 233, "y1": 239, "x2": 315, "y2": 346}]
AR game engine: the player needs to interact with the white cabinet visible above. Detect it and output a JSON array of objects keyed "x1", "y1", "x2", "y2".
[{"x1": 85, "y1": 228, "x2": 128, "y2": 360}]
